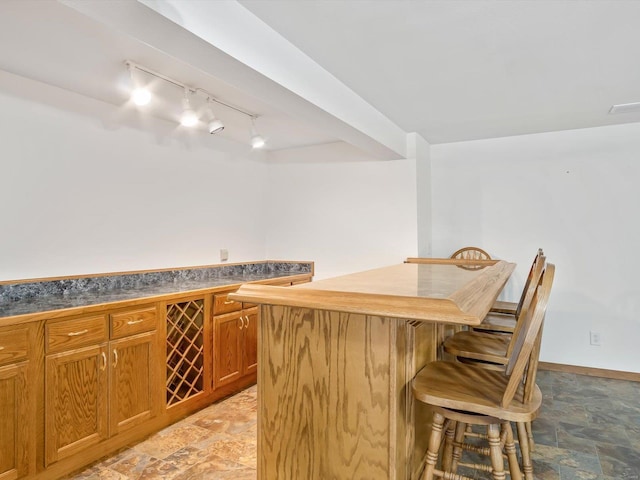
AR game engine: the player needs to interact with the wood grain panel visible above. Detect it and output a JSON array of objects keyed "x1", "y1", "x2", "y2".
[
  {"x1": 110, "y1": 307, "x2": 156, "y2": 339},
  {"x1": 213, "y1": 311, "x2": 242, "y2": 387},
  {"x1": 45, "y1": 344, "x2": 108, "y2": 465},
  {"x1": 0, "y1": 366, "x2": 17, "y2": 476},
  {"x1": 259, "y1": 305, "x2": 392, "y2": 479},
  {"x1": 0, "y1": 328, "x2": 28, "y2": 366},
  {"x1": 0, "y1": 361, "x2": 29, "y2": 479},
  {"x1": 46, "y1": 316, "x2": 107, "y2": 354},
  {"x1": 243, "y1": 307, "x2": 258, "y2": 375},
  {"x1": 213, "y1": 292, "x2": 242, "y2": 315},
  {"x1": 110, "y1": 332, "x2": 158, "y2": 436}
]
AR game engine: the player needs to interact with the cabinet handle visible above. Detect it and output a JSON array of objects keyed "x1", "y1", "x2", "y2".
[
  {"x1": 101, "y1": 352, "x2": 107, "y2": 371},
  {"x1": 0, "y1": 346, "x2": 4, "y2": 351},
  {"x1": 113, "y1": 349, "x2": 118, "y2": 368},
  {"x1": 224, "y1": 299, "x2": 236, "y2": 305},
  {"x1": 127, "y1": 319, "x2": 144, "y2": 325},
  {"x1": 239, "y1": 317, "x2": 244, "y2": 330},
  {"x1": 245, "y1": 315, "x2": 250, "y2": 328},
  {"x1": 67, "y1": 329, "x2": 89, "y2": 337}
]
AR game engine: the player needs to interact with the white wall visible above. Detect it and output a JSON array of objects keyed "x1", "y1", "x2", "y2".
[
  {"x1": 0, "y1": 71, "x2": 268, "y2": 281},
  {"x1": 265, "y1": 142, "x2": 418, "y2": 279},
  {"x1": 431, "y1": 123, "x2": 640, "y2": 373},
  {"x1": 408, "y1": 133, "x2": 432, "y2": 257}
]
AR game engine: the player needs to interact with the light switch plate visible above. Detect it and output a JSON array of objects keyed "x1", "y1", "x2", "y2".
[{"x1": 220, "y1": 249, "x2": 229, "y2": 262}]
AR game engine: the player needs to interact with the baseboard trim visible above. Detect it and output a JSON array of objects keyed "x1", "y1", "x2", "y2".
[{"x1": 539, "y1": 361, "x2": 640, "y2": 383}]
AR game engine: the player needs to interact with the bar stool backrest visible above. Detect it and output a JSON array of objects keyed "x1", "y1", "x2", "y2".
[
  {"x1": 501, "y1": 263, "x2": 555, "y2": 408},
  {"x1": 450, "y1": 246, "x2": 491, "y2": 261},
  {"x1": 513, "y1": 248, "x2": 545, "y2": 319},
  {"x1": 505, "y1": 253, "x2": 546, "y2": 358}
]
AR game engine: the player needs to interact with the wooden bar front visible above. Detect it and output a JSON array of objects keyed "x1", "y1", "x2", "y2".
[{"x1": 230, "y1": 261, "x2": 515, "y2": 479}]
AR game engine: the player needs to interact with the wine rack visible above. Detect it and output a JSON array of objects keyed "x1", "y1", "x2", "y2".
[{"x1": 166, "y1": 299, "x2": 205, "y2": 406}]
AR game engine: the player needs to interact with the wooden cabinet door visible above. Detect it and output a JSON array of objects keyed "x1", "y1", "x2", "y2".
[
  {"x1": 214, "y1": 311, "x2": 243, "y2": 387},
  {"x1": 243, "y1": 308, "x2": 258, "y2": 376},
  {"x1": 45, "y1": 344, "x2": 108, "y2": 466},
  {"x1": 109, "y1": 331, "x2": 159, "y2": 437},
  {"x1": 0, "y1": 362, "x2": 30, "y2": 480}
]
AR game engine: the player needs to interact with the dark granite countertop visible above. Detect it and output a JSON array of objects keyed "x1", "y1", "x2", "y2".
[{"x1": 0, "y1": 261, "x2": 312, "y2": 320}]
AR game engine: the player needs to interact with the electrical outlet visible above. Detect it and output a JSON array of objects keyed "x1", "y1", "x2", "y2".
[
  {"x1": 589, "y1": 331, "x2": 601, "y2": 346},
  {"x1": 220, "y1": 249, "x2": 229, "y2": 262}
]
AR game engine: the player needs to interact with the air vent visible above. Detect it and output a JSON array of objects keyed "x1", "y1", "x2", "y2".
[{"x1": 609, "y1": 102, "x2": 640, "y2": 114}]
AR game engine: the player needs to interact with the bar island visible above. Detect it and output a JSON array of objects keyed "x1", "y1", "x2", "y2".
[{"x1": 230, "y1": 260, "x2": 515, "y2": 479}]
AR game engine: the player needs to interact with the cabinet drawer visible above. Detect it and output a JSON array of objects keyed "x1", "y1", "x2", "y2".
[
  {"x1": 0, "y1": 327, "x2": 29, "y2": 365},
  {"x1": 213, "y1": 291, "x2": 242, "y2": 315},
  {"x1": 46, "y1": 315, "x2": 108, "y2": 353},
  {"x1": 110, "y1": 306, "x2": 157, "y2": 339}
]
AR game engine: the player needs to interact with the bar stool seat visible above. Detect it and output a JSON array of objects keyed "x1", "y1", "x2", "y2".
[
  {"x1": 413, "y1": 361, "x2": 542, "y2": 422},
  {"x1": 474, "y1": 311, "x2": 517, "y2": 333},
  {"x1": 443, "y1": 330, "x2": 510, "y2": 365}
]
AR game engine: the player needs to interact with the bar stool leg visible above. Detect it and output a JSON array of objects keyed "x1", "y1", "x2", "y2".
[
  {"x1": 422, "y1": 412, "x2": 446, "y2": 480},
  {"x1": 503, "y1": 422, "x2": 522, "y2": 480},
  {"x1": 525, "y1": 421, "x2": 535, "y2": 451},
  {"x1": 516, "y1": 421, "x2": 534, "y2": 480},
  {"x1": 451, "y1": 421, "x2": 467, "y2": 472},
  {"x1": 442, "y1": 420, "x2": 456, "y2": 472},
  {"x1": 488, "y1": 423, "x2": 506, "y2": 480}
]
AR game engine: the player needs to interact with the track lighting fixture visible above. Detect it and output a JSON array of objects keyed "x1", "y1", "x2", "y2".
[
  {"x1": 250, "y1": 117, "x2": 265, "y2": 149},
  {"x1": 206, "y1": 98, "x2": 225, "y2": 134},
  {"x1": 180, "y1": 89, "x2": 198, "y2": 127},
  {"x1": 124, "y1": 60, "x2": 264, "y2": 147}
]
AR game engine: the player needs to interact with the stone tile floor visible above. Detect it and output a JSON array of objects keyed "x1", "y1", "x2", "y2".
[
  {"x1": 69, "y1": 386, "x2": 258, "y2": 480},
  {"x1": 70, "y1": 370, "x2": 639, "y2": 479}
]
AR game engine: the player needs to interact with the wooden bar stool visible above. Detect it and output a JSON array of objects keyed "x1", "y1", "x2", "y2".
[
  {"x1": 444, "y1": 252, "x2": 546, "y2": 454},
  {"x1": 412, "y1": 264, "x2": 554, "y2": 480},
  {"x1": 474, "y1": 249, "x2": 544, "y2": 334}
]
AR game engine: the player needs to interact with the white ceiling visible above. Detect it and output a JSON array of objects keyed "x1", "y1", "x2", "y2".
[
  {"x1": 1, "y1": 0, "x2": 640, "y2": 156},
  {"x1": 239, "y1": 0, "x2": 640, "y2": 144}
]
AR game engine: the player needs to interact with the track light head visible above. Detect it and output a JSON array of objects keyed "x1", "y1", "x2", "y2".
[
  {"x1": 205, "y1": 98, "x2": 224, "y2": 134},
  {"x1": 208, "y1": 119, "x2": 225, "y2": 134}
]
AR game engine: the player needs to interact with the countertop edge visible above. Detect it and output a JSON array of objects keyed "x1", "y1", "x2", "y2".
[
  {"x1": 0, "y1": 271, "x2": 313, "y2": 328},
  {"x1": 230, "y1": 284, "x2": 479, "y2": 324}
]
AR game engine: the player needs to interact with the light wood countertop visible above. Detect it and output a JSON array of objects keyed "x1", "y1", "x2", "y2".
[{"x1": 230, "y1": 260, "x2": 515, "y2": 325}]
